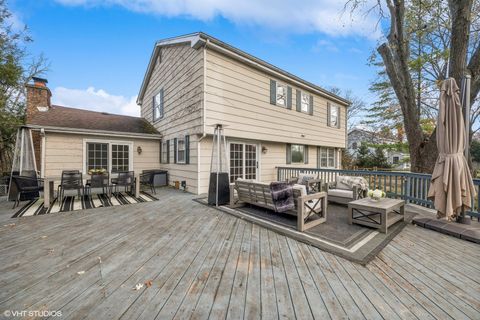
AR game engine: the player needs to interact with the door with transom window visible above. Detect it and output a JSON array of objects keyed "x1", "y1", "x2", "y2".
[{"x1": 229, "y1": 142, "x2": 258, "y2": 183}]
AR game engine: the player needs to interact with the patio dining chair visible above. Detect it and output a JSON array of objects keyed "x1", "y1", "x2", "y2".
[
  {"x1": 140, "y1": 170, "x2": 156, "y2": 194},
  {"x1": 111, "y1": 171, "x2": 135, "y2": 194},
  {"x1": 57, "y1": 170, "x2": 84, "y2": 201},
  {"x1": 10, "y1": 175, "x2": 44, "y2": 209},
  {"x1": 85, "y1": 172, "x2": 110, "y2": 196}
]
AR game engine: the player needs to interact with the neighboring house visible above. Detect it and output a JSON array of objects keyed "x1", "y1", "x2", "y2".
[
  {"x1": 348, "y1": 128, "x2": 410, "y2": 169},
  {"x1": 25, "y1": 78, "x2": 162, "y2": 178},
  {"x1": 137, "y1": 32, "x2": 349, "y2": 194},
  {"x1": 25, "y1": 32, "x2": 349, "y2": 195}
]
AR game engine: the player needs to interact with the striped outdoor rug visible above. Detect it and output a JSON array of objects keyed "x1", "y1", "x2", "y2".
[{"x1": 12, "y1": 191, "x2": 158, "y2": 218}]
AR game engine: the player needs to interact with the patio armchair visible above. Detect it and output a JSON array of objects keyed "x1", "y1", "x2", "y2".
[
  {"x1": 10, "y1": 175, "x2": 44, "y2": 209},
  {"x1": 140, "y1": 170, "x2": 156, "y2": 194},
  {"x1": 111, "y1": 171, "x2": 135, "y2": 194},
  {"x1": 327, "y1": 175, "x2": 368, "y2": 205},
  {"x1": 287, "y1": 173, "x2": 325, "y2": 194},
  {"x1": 57, "y1": 170, "x2": 84, "y2": 200},
  {"x1": 85, "y1": 172, "x2": 110, "y2": 196}
]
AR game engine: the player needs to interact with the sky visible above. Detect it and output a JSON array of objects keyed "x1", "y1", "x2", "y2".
[{"x1": 9, "y1": 0, "x2": 385, "y2": 118}]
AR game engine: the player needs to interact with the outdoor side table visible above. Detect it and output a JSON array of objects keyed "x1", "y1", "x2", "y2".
[{"x1": 348, "y1": 198, "x2": 405, "y2": 234}]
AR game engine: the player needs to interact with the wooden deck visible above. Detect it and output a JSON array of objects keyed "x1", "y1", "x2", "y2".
[{"x1": 0, "y1": 188, "x2": 478, "y2": 319}]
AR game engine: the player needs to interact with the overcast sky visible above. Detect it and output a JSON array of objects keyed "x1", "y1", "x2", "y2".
[{"x1": 11, "y1": 0, "x2": 384, "y2": 117}]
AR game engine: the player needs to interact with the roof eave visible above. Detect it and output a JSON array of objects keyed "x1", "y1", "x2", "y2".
[{"x1": 24, "y1": 124, "x2": 162, "y2": 140}]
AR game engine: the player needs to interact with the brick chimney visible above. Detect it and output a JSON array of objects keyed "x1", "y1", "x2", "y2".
[{"x1": 26, "y1": 77, "x2": 51, "y2": 123}]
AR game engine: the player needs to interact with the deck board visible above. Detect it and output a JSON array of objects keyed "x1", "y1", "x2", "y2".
[{"x1": 0, "y1": 188, "x2": 479, "y2": 320}]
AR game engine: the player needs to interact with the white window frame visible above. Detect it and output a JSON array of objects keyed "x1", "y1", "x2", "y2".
[
  {"x1": 319, "y1": 147, "x2": 336, "y2": 168},
  {"x1": 290, "y1": 144, "x2": 305, "y2": 164},
  {"x1": 276, "y1": 82, "x2": 287, "y2": 107},
  {"x1": 176, "y1": 137, "x2": 186, "y2": 164},
  {"x1": 301, "y1": 92, "x2": 310, "y2": 113},
  {"x1": 82, "y1": 139, "x2": 134, "y2": 174},
  {"x1": 329, "y1": 105, "x2": 339, "y2": 127},
  {"x1": 153, "y1": 90, "x2": 163, "y2": 121},
  {"x1": 228, "y1": 140, "x2": 260, "y2": 182},
  {"x1": 161, "y1": 141, "x2": 168, "y2": 164}
]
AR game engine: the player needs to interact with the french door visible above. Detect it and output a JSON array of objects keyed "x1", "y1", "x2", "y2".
[{"x1": 229, "y1": 142, "x2": 258, "y2": 183}]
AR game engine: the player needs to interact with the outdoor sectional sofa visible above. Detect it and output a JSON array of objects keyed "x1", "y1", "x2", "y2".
[{"x1": 229, "y1": 179, "x2": 327, "y2": 231}]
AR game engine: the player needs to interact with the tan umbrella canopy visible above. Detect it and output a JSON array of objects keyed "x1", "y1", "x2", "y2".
[{"x1": 428, "y1": 78, "x2": 476, "y2": 220}]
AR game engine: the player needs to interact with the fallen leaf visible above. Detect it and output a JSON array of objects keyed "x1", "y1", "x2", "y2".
[
  {"x1": 145, "y1": 280, "x2": 153, "y2": 288},
  {"x1": 134, "y1": 283, "x2": 144, "y2": 291},
  {"x1": 41, "y1": 236, "x2": 47, "y2": 239},
  {"x1": 47, "y1": 249, "x2": 54, "y2": 255},
  {"x1": 3, "y1": 223, "x2": 15, "y2": 228},
  {"x1": 77, "y1": 271, "x2": 85, "y2": 275}
]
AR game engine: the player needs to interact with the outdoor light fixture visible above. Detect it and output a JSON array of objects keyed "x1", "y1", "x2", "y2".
[
  {"x1": 137, "y1": 146, "x2": 142, "y2": 154},
  {"x1": 262, "y1": 146, "x2": 268, "y2": 154}
]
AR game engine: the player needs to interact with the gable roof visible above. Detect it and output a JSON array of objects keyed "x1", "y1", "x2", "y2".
[
  {"x1": 137, "y1": 32, "x2": 350, "y2": 106},
  {"x1": 27, "y1": 105, "x2": 160, "y2": 136}
]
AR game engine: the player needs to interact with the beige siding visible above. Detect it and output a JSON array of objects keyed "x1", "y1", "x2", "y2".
[
  {"x1": 140, "y1": 43, "x2": 205, "y2": 194},
  {"x1": 204, "y1": 48, "x2": 347, "y2": 147},
  {"x1": 197, "y1": 136, "x2": 340, "y2": 194},
  {"x1": 43, "y1": 132, "x2": 160, "y2": 177}
]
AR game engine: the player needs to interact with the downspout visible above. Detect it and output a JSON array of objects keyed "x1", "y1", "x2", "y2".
[
  {"x1": 40, "y1": 128, "x2": 46, "y2": 178},
  {"x1": 197, "y1": 39, "x2": 209, "y2": 194}
]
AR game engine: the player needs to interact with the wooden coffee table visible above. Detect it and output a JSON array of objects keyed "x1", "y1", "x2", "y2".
[{"x1": 348, "y1": 198, "x2": 405, "y2": 234}]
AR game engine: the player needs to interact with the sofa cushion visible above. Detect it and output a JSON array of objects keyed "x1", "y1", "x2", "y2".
[
  {"x1": 328, "y1": 188, "x2": 353, "y2": 199},
  {"x1": 335, "y1": 175, "x2": 352, "y2": 190},
  {"x1": 292, "y1": 184, "x2": 308, "y2": 196},
  {"x1": 298, "y1": 173, "x2": 316, "y2": 185}
]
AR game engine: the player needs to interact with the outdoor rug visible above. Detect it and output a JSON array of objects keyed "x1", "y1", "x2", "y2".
[
  {"x1": 12, "y1": 191, "x2": 158, "y2": 218},
  {"x1": 195, "y1": 198, "x2": 409, "y2": 265}
]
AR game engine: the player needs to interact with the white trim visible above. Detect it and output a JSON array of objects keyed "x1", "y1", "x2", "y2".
[
  {"x1": 26, "y1": 125, "x2": 161, "y2": 140},
  {"x1": 176, "y1": 137, "x2": 186, "y2": 164},
  {"x1": 228, "y1": 139, "x2": 260, "y2": 181},
  {"x1": 82, "y1": 138, "x2": 134, "y2": 174},
  {"x1": 40, "y1": 129, "x2": 46, "y2": 178}
]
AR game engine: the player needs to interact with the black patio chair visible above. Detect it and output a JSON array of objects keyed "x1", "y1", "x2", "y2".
[
  {"x1": 10, "y1": 175, "x2": 44, "y2": 209},
  {"x1": 111, "y1": 171, "x2": 135, "y2": 194},
  {"x1": 57, "y1": 170, "x2": 84, "y2": 201},
  {"x1": 140, "y1": 170, "x2": 156, "y2": 194},
  {"x1": 85, "y1": 172, "x2": 110, "y2": 196}
]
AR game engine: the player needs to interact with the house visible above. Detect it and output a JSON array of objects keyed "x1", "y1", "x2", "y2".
[
  {"x1": 24, "y1": 78, "x2": 162, "y2": 178},
  {"x1": 137, "y1": 32, "x2": 349, "y2": 194},
  {"x1": 25, "y1": 32, "x2": 349, "y2": 195},
  {"x1": 348, "y1": 128, "x2": 410, "y2": 169}
]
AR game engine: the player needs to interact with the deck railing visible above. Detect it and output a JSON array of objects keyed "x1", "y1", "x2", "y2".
[{"x1": 277, "y1": 167, "x2": 480, "y2": 219}]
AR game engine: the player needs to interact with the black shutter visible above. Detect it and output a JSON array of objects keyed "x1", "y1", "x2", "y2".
[
  {"x1": 166, "y1": 140, "x2": 170, "y2": 164},
  {"x1": 296, "y1": 89, "x2": 301, "y2": 112},
  {"x1": 159, "y1": 140, "x2": 162, "y2": 163},
  {"x1": 173, "y1": 138, "x2": 177, "y2": 164},
  {"x1": 309, "y1": 95, "x2": 314, "y2": 115},
  {"x1": 304, "y1": 145, "x2": 309, "y2": 164},
  {"x1": 185, "y1": 135, "x2": 190, "y2": 164},
  {"x1": 287, "y1": 86, "x2": 292, "y2": 109},
  {"x1": 286, "y1": 144, "x2": 291, "y2": 164},
  {"x1": 270, "y1": 79, "x2": 276, "y2": 105},
  {"x1": 160, "y1": 88, "x2": 164, "y2": 118},
  {"x1": 327, "y1": 102, "x2": 331, "y2": 127}
]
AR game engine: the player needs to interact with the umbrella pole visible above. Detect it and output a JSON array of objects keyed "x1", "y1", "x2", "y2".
[{"x1": 458, "y1": 74, "x2": 472, "y2": 225}]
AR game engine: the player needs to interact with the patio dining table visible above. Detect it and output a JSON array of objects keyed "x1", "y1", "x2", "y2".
[{"x1": 43, "y1": 173, "x2": 140, "y2": 209}]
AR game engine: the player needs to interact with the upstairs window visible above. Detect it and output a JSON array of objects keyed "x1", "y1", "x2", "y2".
[
  {"x1": 153, "y1": 89, "x2": 164, "y2": 121},
  {"x1": 301, "y1": 92, "x2": 310, "y2": 113},
  {"x1": 328, "y1": 104, "x2": 340, "y2": 128},
  {"x1": 276, "y1": 83, "x2": 287, "y2": 107}
]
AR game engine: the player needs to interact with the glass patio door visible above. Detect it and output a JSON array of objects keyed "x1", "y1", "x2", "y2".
[{"x1": 229, "y1": 142, "x2": 258, "y2": 183}]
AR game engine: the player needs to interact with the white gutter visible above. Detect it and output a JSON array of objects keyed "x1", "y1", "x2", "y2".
[
  {"x1": 40, "y1": 128, "x2": 46, "y2": 178},
  {"x1": 25, "y1": 125, "x2": 162, "y2": 140}
]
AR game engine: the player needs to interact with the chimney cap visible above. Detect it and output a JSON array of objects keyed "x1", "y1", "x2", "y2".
[{"x1": 32, "y1": 77, "x2": 48, "y2": 84}]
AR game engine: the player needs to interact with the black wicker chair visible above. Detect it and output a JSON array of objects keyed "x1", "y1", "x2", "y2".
[
  {"x1": 10, "y1": 175, "x2": 44, "y2": 209},
  {"x1": 85, "y1": 172, "x2": 110, "y2": 196},
  {"x1": 140, "y1": 170, "x2": 156, "y2": 194},
  {"x1": 57, "y1": 170, "x2": 84, "y2": 201},
  {"x1": 111, "y1": 171, "x2": 135, "y2": 194}
]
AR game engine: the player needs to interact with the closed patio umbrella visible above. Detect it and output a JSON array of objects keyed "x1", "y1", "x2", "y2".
[{"x1": 428, "y1": 78, "x2": 476, "y2": 220}]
